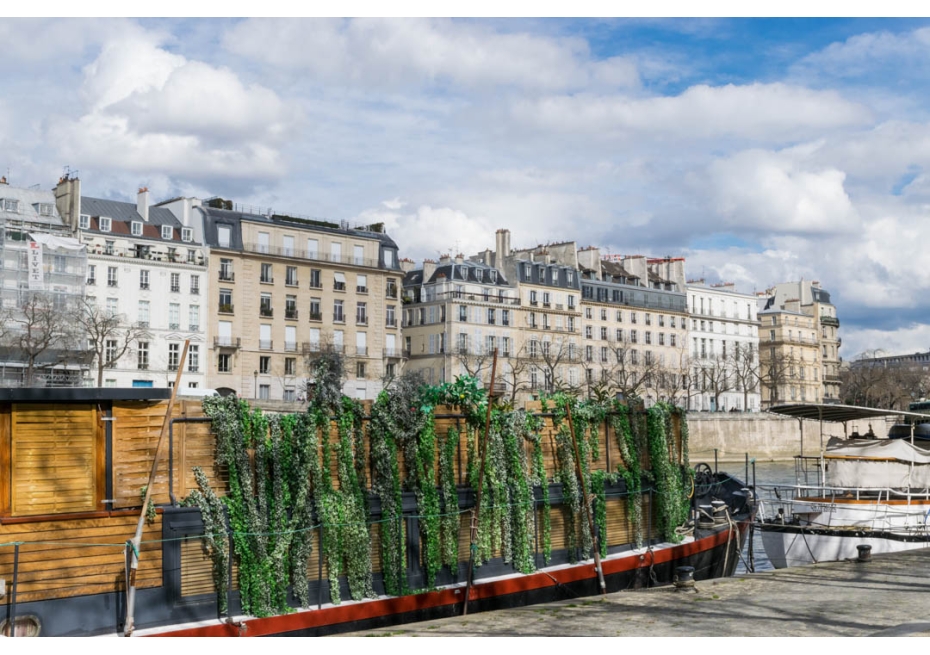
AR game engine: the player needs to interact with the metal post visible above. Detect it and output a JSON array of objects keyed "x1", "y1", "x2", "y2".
[
  {"x1": 317, "y1": 524, "x2": 324, "y2": 610},
  {"x1": 714, "y1": 448, "x2": 718, "y2": 474},
  {"x1": 9, "y1": 543, "x2": 19, "y2": 638},
  {"x1": 745, "y1": 453, "x2": 749, "y2": 486},
  {"x1": 226, "y1": 530, "x2": 234, "y2": 620}
]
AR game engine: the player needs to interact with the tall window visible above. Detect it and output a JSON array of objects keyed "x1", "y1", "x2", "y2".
[
  {"x1": 218, "y1": 353, "x2": 230, "y2": 373},
  {"x1": 286, "y1": 266, "x2": 297, "y2": 286},
  {"x1": 190, "y1": 275, "x2": 200, "y2": 295},
  {"x1": 217, "y1": 225, "x2": 230, "y2": 248},
  {"x1": 259, "y1": 356, "x2": 270, "y2": 374},
  {"x1": 286, "y1": 295, "x2": 297, "y2": 319},
  {"x1": 356, "y1": 302, "x2": 367, "y2": 324},
  {"x1": 334, "y1": 299, "x2": 344, "y2": 322},
  {"x1": 106, "y1": 297, "x2": 118, "y2": 315},
  {"x1": 107, "y1": 266, "x2": 118, "y2": 287},
  {"x1": 260, "y1": 293, "x2": 273, "y2": 317},
  {"x1": 285, "y1": 357, "x2": 296, "y2": 376},
  {"x1": 356, "y1": 274, "x2": 367, "y2": 293},
  {"x1": 138, "y1": 300, "x2": 150, "y2": 326},
  {"x1": 131, "y1": 221, "x2": 142, "y2": 236},
  {"x1": 219, "y1": 288, "x2": 233, "y2": 313},
  {"x1": 87, "y1": 264, "x2": 96, "y2": 285},
  {"x1": 170, "y1": 272, "x2": 180, "y2": 292},
  {"x1": 168, "y1": 343, "x2": 180, "y2": 370},
  {"x1": 188, "y1": 345, "x2": 200, "y2": 372},
  {"x1": 189, "y1": 305, "x2": 200, "y2": 329},
  {"x1": 309, "y1": 269, "x2": 321, "y2": 288},
  {"x1": 386, "y1": 305, "x2": 396, "y2": 327},
  {"x1": 260, "y1": 263, "x2": 273, "y2": 283},
  {"x1": 310, "y1": 297, "x2": 321, "y2": 320},
  {"x1": 220, "y1": 258, "x2": 233, "y2": 281},
  {"x1": 105, "y1": 340, "x2": 117, "y2": 366},
  {"x1": 137, "y1": 341, "x2": 149, "y2": 369},
  {"x1": 162, "y1": 225, "x2": 173, "y2": 240},
  {"x1": 139, "y1": 269, "x2": 150, "y2": 289},
  {"x1": 169, "y1": 303, "x2": 180, "y2": 329}
]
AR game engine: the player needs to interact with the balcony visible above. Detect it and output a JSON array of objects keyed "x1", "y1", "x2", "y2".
[
  {"x1": 190, "y1": 287, "x2": 200, "y2": 295},
  {"x1": 169, "y1": 323, "x2": 179, "y2": 330},
  {"x1": 309, "y1": 311, "x2": 322, "y2": 321},
  {"x1": 386, "y1": 287, "x2": 398, "y2": 299},
  {"x1": 357, "y1": 285, "x2": 368, "y2": 294},
  {"x1": 242, "y1": 242, "x2": 386, "y2": 269},
  {"x1": 302, "y1": 342, "x2": 321, "y2": 355},
  {"x1": 284, "y1": 341, "x2": 297, "y2": 352},
  {"x1": 820, "y1": 316, "x2": 840, "y2": 327},
  {"x1": 170, "y1": 285, "x2": 180, "y2": 293},
  {"x1": 333, "y1": 312, "x2": 345, "y2": 323},
  {"x1": 260, "y1": 307, "x2": 274, "y2": 318},
  {"x1": 259, "y1": 339, "x2": 273, "y2": 350},
  {"x1": 108, "y1": 280, "x2": 118, "y2": 287},
  {"x1": 260, "y1": 277, "x2": 274, "y2": 285},
  {"x1": 384, "y1": 348, "x2": 405, "y2": 358},
  {"x1": 189, "y1": 324, "x2": 200, "y2": 332},
  {"x1": 386, "y1": 319, "x2": 397, "y2": 328},
  {"x1": 285, "y1": 309, "x2": 299, "y2": 320},
  {"x1": 356, "y1": 317, "x2": 368, "y2": 326},
  {"x1": 356, "y1": 346, "x2": 368, "y2": 356},
  {"x1": 139, "y1": 283, "x2": 150, "y2": 290},
  {"x1": 334, "y1": 282, "x2": 346, "y2": 291},
  {"x1": 214, "y1": 336, "x2": 241, "y2": 349},
  {"x1": 219, "y1": 304, "x2": 234, "y2": 314},
  {"x1": 219, "y1": 271, "x2": 235, "y2": 282},
  {"x1": 87, "y1": 278, "x2": 96, "y2": 286}
]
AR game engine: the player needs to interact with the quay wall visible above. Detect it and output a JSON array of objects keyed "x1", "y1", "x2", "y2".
[{"x1": 687, "y1": 412, "x2": 895, "y2": 462}]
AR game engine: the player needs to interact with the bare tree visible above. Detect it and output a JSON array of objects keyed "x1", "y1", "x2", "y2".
[
  {"x1": 75, "y1": 298, "x2": 147, "y2": 386},
  {"x1": 535, "y1": 335, "x2": 578, "y2": 394},
  {"x1": 700, "y1": 353, "x2": 736, "y2": 412},
  {"x1": 601, "y1": 340, "x2": 660, "y2": 401},
  {"x1": 840, "y1": 350, "x2": 928, "y2": 409},
  {"x1": 659, "y1": 345, "x2": 692, "y2": 408},
  {"x1": 729, "y1": 343, "x2": 760, "y2": 411},
  {"x1": 7, "y1": 292, "x2": 84, "y2": 386},
  {"x1": 758, "y1": 349, "x2": 796, "y2": 408},
  {"x1": 498, "y1": 345, "x2": 532, "y2": 403},
  {"x1": 453, "y1": 340, "x2": 496, "y2": 381}
]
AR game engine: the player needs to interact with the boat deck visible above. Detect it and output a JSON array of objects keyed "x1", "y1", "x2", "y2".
[{"x1": 337, "y1": 547, "x2": 930, "y2": 637}]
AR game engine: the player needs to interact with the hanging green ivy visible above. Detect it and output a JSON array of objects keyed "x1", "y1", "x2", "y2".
[
  {"x1": 438, "y1": 426, "x2": 460, "y2": 569},
  {"x1": 611, "y1": 405, "x2": 643, "y2": 549},
  {"x1": 646, "y1": 403, "x2": 690, "y2": 543},
  {"x1": 181, "y1": 467, "x2": 229, "y2": 614}
]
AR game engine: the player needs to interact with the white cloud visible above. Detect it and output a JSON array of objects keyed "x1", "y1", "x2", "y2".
[
  {"x1": 356, "y1": 204, "x2": 494, "y2": 260},
  {"x1": 50, "y1": 29, "x2": 294, "y2": 183},
  {"x1": 223, "y1": 18, "x2": 640, "y2": 93},
  {"x1": 510, "y1": 83, "x2": 870, "y2": 141},
  {"x1": 841, "y1": 323, "x2": 930, "y2": 361},
  {"x1": 794, "y1": 26, "x2": 930, "y2": 80},
  {"x1": 697, "y1": 148, "x2": 860, "y2": 235}
]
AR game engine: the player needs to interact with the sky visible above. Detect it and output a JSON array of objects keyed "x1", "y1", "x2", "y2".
[{"x1": 1, "y1": 16, "x2": 929, "y2": 360}]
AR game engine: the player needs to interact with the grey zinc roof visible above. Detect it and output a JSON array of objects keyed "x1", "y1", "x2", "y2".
[
  {"x1": 81, "y1": 196, "x2": 182, "y2": 228},
  {"x1": 0, "y1": 185, "x2": 68, "y2": 230}
]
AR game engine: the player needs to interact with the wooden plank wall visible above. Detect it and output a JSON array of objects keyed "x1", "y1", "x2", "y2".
[
  {"x1": 111, "y1": 401, "x2": 181, "y2": 508},
  {"x1": 0, "y1": 514, "x2": 162, "y2": 603}
]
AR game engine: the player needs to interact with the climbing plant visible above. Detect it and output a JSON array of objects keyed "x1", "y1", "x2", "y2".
[
  {"x1": 611, "y1": 404, "x2": 644, "y2": 549},
  {"x1": 182, "y1": 467, "x2": 230, "y2": 614},
  {"x1": 645, "y1": 402, "x2": 690, "y2": 543}
]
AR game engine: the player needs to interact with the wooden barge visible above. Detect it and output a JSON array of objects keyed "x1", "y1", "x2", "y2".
[{"x1": 0, "y1": 389, "x2": 752, "y2": 637}]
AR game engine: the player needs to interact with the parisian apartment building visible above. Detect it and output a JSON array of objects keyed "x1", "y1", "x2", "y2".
[
  {"x1": 199, "y1": 203, "x2": 403, "y2": 401},
  {"x1": 686, "y1": 280, "x2": 761, "y2": 412}
]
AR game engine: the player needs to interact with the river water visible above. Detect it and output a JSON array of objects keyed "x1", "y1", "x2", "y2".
[{"x1": 727, "y1": 460, "x2": 798, "y2": 573}]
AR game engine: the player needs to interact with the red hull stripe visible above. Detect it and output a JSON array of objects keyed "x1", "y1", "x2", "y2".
[{"x1": 148, "y1": 524, "x2": 745, "y2": 638}]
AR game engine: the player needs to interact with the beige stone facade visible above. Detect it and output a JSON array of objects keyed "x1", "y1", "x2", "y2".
[
  {"x1": 758, "y1": 302, "x2": 822, "y2": 407},
  {"x1": 201, "y1": 206, "x2": 402, "y2": 401}
]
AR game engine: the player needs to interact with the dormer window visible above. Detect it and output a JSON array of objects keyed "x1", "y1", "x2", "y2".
[
  {"x1": 490, "y1": 270, "x2": 497, "y2": 283},
  {"x1": 79, "y1": 214, "x2": 90, "y2": 229},
  {"x1": 181, "y1": 227, "x2": 193, "y2": 243},
  {"x1": 131, "y1": 221, "x2": 143, "y2": 236},
  {"x1": 2, "y1": 199, "x2": 19, "y2": 212},
  {"x1": 99, "y1": 216, "x2": 111, "y2": 232},
  {"x1": 476, "y1": 269, "x2": 483, "y2": 282},
  {"x1": 162, "y1": 225, "x2": 173, "y2": 240},
  {"x1": 37, "y1": 203, "x2": 54, "y2": 216}
]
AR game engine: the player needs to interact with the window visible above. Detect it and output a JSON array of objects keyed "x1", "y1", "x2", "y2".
[
  {"x1": 131, "y1": 221, "x2": 142, "y2": 236},
  {"x1": 217, "y1": 225, "x2": 230, "y2": 247},
  {"x1": 585, "y1": 346, "x2": 593, "y2": 362},
  {"x1": 600, "y1": 346, "x2": 608, "y2": 363},
  {"x1": 659, "y1": 333, "x2": 665, "y2": 346},
  {"x1": 79, "y1": 214, "x2": 91, "y2": 229},
  {"x1": 170, "y1": 272, "x2": 180, "y2": 292},
  {"x1": 107, "y1": 266, "x2": 118, "y2": 287},
  {"x1": 168, "y1": 343, "x2": 180, "y2": 370},
  {"x1": 631, "y1": 312, "x2": 638, "y2": 324},
  {"x1": 334, "y1": 272, "x2": 346, "y2": 291},
  {"x1": 162, "y1": 225, "x2": 173, "y2": 240},
  {"x1": 169, "y1": 303, "x2": 180, "y2": 329},
  {"x1": 585, "y1": 326, "x2": 592, "y2": 339},
  {"x1": 645, "y1": 313, "x2": 652, "y2": 326},
  {"x1": 630, "y1": 330, "x2": 638, "y2": 344},
  {"x1": 105, "y1": 240, "x2": 114, "y2": 255},
  {"x1": 260, "y1": 293, "x2": 273, "y2": 317},
  {"x1": 459, "y1": 305, "x2": 467, "y2": 322},
  {"x1": 530, "y1": 290, "x2": 538, "y2": 305},
  {"x1": 568, "y1": 295, "x2": 576, "y2": 309},
  {"x1": 502, "y1": 309, "x2": 510, "y2": 326},
  {"x1": 616, "y1": 329, "x2": 623, "y2": 342},
  {"x1": 283, "y1": 235, "x2": 294, "y2": 256},
  {"x1": 357, "y1": 274, "x2": 368, "y2": 293},
  {"x1": 488, "y1": 308, "x2": 496, "y2": 324},
  {"x1": 139, "y1": 269, "x2": 150, "y2": 289},
  {"x1": 600, "y1": 308, "x2": 607, "y2": 321},
  {"x1": 307, "y1": 238, "x2": 319, "y2": 257},
  {"x1": 138, "y1": 300, "x2": 150, "y2": 326},
  {"x1": 106, "y1": 297, "x2": 118, "y2": 315},
  {"x1": 310, "y1": 269, "x2": 322, "y2": 288},
  {"x1": 354, "y1": 245, "x2": 365, "y2": 265},
  {"x1": 285, "y1": 326, "x2": 297, "y2": 352},
  {"x1": 188, "y1": 345, "x2": 200, "y2": 372},
  {"x1": 356, "y1": 302, "x2": 367, "y2": 324},
  {"x1": 356, "y1": 361, "x2": 366, "y2": 378},
  {"x1": 137, "y1": 341, "x2": 149, "y2": 369},
  {"x1": 105, "y1": 339, "x2": 118, "y2": 366},
  {"x1": 386, "y1": 305, "x2": 396, "y2": 327},
  {"x1": 645, "y1": 332, "x2": 652, "y2": 345},
  {"x1": 286, "y1": 266, "x2": 298, "y2": 286},
  {"x1": 585, "y1": 307, "x2": 592, "y2": 319},
  {"x1": 310, "y1": 297, "x2": 322, "y2": 320},
  {"x1": 190, "y1": 275, "x2": 200, "y2": 295},
  {"x1": 334, "y1": 299, "x2": 344, "y2": 322},
  {"x1": 187, "y1": 249, "x2": 196, "y2": 263},
  {"x1": 180, "y1": 227, "x2": 192, "y2": 242},
  {"x1": 260, "y1": 356, "x2": 270, "y2": 374},
  {"x1": 219, "y1": 288, "x2": 233, "y2": 313},
  {"x1": 331, "y1": 241, "x2": 342, "y2": 260},
  {"x1": 261, "y1": 263, "x2": 273, "y2": 283},
  {"x1": 100, "y1": 216, "x2": 111, "y2": 232},
  {"x1": 87, "y1": 264, "x2": 96, "y2": 285},
  {"x1": 189, "y1": 305, "x2": 200, "y2": 330},
  {"x1": 600, "y1": 326, "x2": 607, "y2": 340},
  {"x1": 285, "y1": 357, "x2": 296, "y2": 376},
  {"x1": 259, "y1": 385, "x2": 270, "y2": 400},
  {"x1": 257, "y1": 232, "x2": 270, "y2": 253},
  {"x1": 285, "y1": 295, "x2": 297, "y2": 319},
  {"x1": 218, "y1": 259, "x2": 233, "y2": 282},
  {"x1": 216, "y1": 353, "x2": 230, "y2": 372}
]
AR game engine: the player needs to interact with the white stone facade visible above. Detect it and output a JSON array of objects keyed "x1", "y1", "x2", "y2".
[{"x1": 686, "y1": 282, "x2": 761, "y2": 412}]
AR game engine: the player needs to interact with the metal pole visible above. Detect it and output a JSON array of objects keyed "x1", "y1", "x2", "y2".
[
  {"x1": 566, "y1": 401, "x2": 607, "y2": 595},
  {"x1": 463, "y1": 349, "x2": 498, "y2": 616},
  {"x1": 745, "y1": 453, "x2": 749, "y2": 486},
  {"x1": 9, "y1": 543, "x2": 19, "y2": 638},
  {"x1": 124, "y1": 340, "x2": 190, "y2": 636},
  {"x1": 714, "y1": 448, "x2": 718, "y2": 474}
]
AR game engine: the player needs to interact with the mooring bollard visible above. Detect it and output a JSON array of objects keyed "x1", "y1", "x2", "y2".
[
  {"x1": 857, "y1": 544, "x2": 872, "y2": 563},
  {"x1": 674, "y1": 566, "x2": 695, "y2": 590}
]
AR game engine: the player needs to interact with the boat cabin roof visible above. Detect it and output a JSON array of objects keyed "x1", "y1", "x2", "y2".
[{"x1": 768, "y1": 403, "x2": 930, "y2": 423}]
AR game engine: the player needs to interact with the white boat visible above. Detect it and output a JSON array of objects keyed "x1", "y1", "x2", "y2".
[{"x1": 758, "y1": 403, "x2": 930, "y2": 568}]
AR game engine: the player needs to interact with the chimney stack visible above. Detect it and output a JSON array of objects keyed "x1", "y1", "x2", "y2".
[
  {"x1": 439, "y1": 253, "x2": 452, "y2": 266},
  {"x1": 137, "y1": 187, "x2": 150, "y2": 222},
  {"x1": 422, "y1": 259, "x2": 437, "y2": 281},
  {"x1": 454, "y1": 253, "x2": 464, "y2": 265},
  {"x1": 495, "y1": 228, "x2": 511, "y2": 266},
  {"x1": 399, "y1": 258, "x2": 416, "y2": 273}
]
